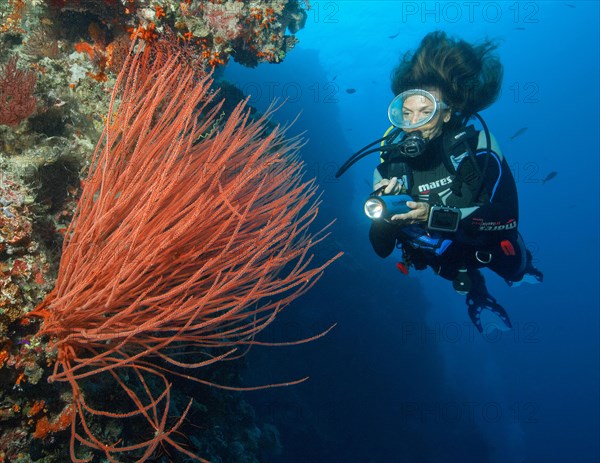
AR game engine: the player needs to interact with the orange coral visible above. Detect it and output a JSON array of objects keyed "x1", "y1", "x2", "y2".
[
  {"x1": 27, "y1": 400, "x2": 46, "y2": 417},
  {"x1": 33, "y1": 404, "x2": 75, "y2": 439},
  {"x1": 129, "y1": 23, "x2": 158, "y2": 43},
  {"x1": 74, "y1": 42, "x2": 95, "y2": 59},
  {"x1": 0, "y1": 351, "x2": 8, "y2": 368}
]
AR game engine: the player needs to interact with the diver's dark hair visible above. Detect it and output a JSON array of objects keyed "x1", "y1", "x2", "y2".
[{"x1": 391, "y1": 31, "x2": 503, "y2": 125}]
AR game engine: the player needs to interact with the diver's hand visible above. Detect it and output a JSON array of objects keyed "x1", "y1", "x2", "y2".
[
  {"x1": 390, "y1": 201, "x2": 430, "y2": 224},
  {"x1": 373, "y1": 177, "x2": 401, "y2": 195}
]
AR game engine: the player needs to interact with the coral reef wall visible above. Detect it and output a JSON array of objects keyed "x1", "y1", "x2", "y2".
[{"x1": 0, "y1": 1, "x2": 315, "y2": 462}]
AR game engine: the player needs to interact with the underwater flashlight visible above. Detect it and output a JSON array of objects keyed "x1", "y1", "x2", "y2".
[{"x1": 364, "y1": 194, "x2": 413, "y2": 220}]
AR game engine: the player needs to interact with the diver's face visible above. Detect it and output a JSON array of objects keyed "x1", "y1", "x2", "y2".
[{"x1": 402, "y1": 89, "x2": 451, "y2": 140}]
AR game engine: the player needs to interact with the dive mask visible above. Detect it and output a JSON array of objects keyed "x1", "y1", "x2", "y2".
[{"x1": 388, "y1": 89, "x2": 449, "y2": 129}]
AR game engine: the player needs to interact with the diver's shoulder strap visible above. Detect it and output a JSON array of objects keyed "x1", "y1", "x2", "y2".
[
  {"x1": 442, "y1": 125, "x2": 479, "y2": 173},
  {"x1": 442, "y1": 125, "x2": 488, "y2": 201}
]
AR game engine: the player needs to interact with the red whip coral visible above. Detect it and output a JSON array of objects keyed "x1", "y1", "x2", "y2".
[{"x1": 30, "y1": 47, "x2": 339, "y2": 462}]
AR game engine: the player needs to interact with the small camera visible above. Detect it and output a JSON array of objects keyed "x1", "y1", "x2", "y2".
[
  {"x1": 428, "y1": 205, "x2": 461, "y2": 232},
  {"x1": 364, "y1": 194, "x2": 413, "y2": 220}
]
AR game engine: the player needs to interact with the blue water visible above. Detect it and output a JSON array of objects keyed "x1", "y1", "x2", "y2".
[{"x1": 223, "y1": 2, "x2": 599, "y2": 462}]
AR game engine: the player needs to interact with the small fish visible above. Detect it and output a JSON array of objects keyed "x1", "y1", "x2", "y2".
[
  {"x1": 345, "y1": 88, "x2": 357, "y2": 94},
  {"x1": 565, "y1": 3, "x2": 576, "y2": 8},
  {"x1": 542, "y1": 171, "x2": 557, "y2": 184},
  {"x1": 509, "y1": 127, "x2": 528, "y2": 140},
  {"x1": 332, "y1": 75, "x2": 337, "y2": 81},
  {"x1": 514, "y1": 27, "x2": 526, "y2": 30},
  {"x1": 389, "y1": 32, "x2": 400, "y2": 39}
]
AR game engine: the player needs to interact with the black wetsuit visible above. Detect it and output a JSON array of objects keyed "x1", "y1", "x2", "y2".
[{"x1": 369, "y1": 127, "x2": 528, "y2": 284}]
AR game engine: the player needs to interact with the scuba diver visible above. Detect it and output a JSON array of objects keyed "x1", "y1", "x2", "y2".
[{"x1": 336, "y1": 31, "x2": 543, "y2": 333}]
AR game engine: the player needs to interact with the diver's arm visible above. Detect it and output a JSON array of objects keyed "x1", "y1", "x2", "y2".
[
  {"x1": 369, "y1": 169, "x2": 403, "y2": 257},
  {"x1": 369, "y1": 173, "x2": 402, "y2": 257}
]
